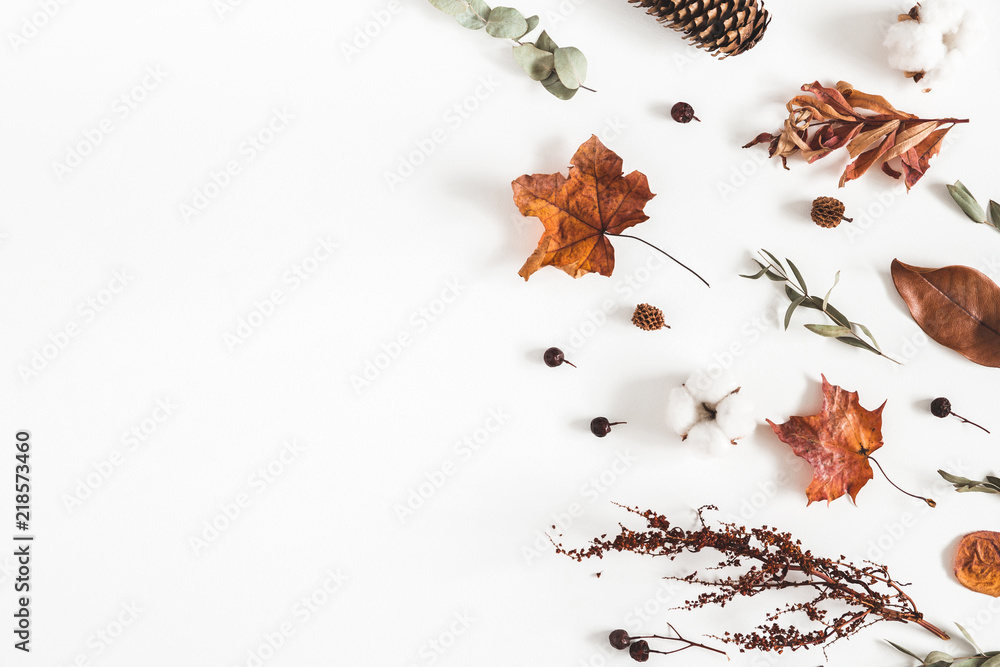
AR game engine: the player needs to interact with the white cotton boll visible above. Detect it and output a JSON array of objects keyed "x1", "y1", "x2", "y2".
[
  {"x1": 714, "y1": 393, "x2": 756, "y2": 440},
  {"x1": 885, "y1": 21, "x2": 947, "y2": 73},
  {"x1": 684, "y1": 371, "x2": 738, "y2": 405},
  {"x1": 917, "y1": 0, "x2": 965, "y2": 34},
  {"x1": 949, "y1": 11, "x2": 987, "y2": 53},
  {"x1": 666, "y1": 387, "x2": 699, "y2": 436},
  {"x1": 922, "y1": 49, "x2": 965, "y2": 88},
  {"x1": 685, "y1": 421, "x2": 732, "y2": 455}
]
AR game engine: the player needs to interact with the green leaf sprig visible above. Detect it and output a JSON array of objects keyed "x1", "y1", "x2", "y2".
[
  {"x1": 741, "y1": 250, "x2": 900, "y2": 363},
  {"x1": 888, "y1": 623, "x2": 1000, "y2": 666},
  {"x1": 427, "y1": 1, "x2": 591, "y2": 100},
  {"x1": 938, "y1": 470, "x2": 1000, "y2": 496},
  {"x1": 947, "y1": 181, "x2": 1000, "y2": 231}
]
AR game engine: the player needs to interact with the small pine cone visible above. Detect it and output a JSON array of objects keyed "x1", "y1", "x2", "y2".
[
  {"x1": 632, "y1": 303, "x2": 669, "y2": 331},
  {"x1": 628, "y1": 0, "x2": 771, "y2": 59},
  {"x1": 811, "y1": 196, "x2": 852, "y2": 228}
]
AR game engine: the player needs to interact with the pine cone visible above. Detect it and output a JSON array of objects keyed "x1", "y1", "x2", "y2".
[
  {"x1": 811, "y1": 197, "x2": 852, "y2": 228},
  {"x1": 632, "y1": 303, "x2": 669, "y2": 331},
  {"x1": 629, "y1": 0, "x2": 771, "y2": 59}
]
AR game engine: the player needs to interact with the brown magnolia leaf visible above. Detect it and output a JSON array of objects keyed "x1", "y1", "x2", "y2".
[
  {"x1": 767, "y1": 375, "x2": 885, "y2": 505},
  {"x1": 955, "y1": 531, "x2": 1000, "y2": 597},
  {"x1": 745, "y1": 80, "x2": 968, "y2": 190},
  {"x1": 891, "y1": 259, "x2": 1000, "y2": 367},
  {"x1": 512, "y1": 135, "x2": 654, "y2": 280}
]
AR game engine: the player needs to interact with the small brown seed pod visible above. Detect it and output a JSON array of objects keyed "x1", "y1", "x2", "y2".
[
  {"x1": 632, "y1": 303, "x2": 669, "y2": 331},
  {"x1": 811, "y1": 196, "x2": 853, "y2": 228}
]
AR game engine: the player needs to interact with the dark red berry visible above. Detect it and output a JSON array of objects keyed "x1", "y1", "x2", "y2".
[
  {"x1": 590, "y1": 417, "x2": 625, "y2": 437},
  {"x1": 670, "y1": 102, "x2": 699, "y2": 123},
  {"x1": 544, "y1": 347, "x2": 576, "y2": 368},
  {"x1": 609, "y1": 629, "x2": 631, "y2": 650},
  {"x1": 629, "y1": 640, "x2": 650, "y2": 662},
  {"x1": 930, "y1": 397, "x2": 951, "y2": 418}
]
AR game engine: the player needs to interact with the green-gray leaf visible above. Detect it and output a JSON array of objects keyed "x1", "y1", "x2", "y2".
[
  {"x1": 784, "y1": 296, "x2": 805, "y2": 330},
  {"x1": 939, "y1": 470, "x2": 978, "y2": 486},
  {"x1": 854, "y1": 322, "x2": 882, "y2": 352},
  {"x1": 512, "y1": 43, "x2": 554, "y2": 80},
  {"x1": 804, "y1": 324, "x2": 855, "y2": 337},
  {"x1": 761, "y1": 249, "x2": 785, "y2": 272},
  {"x1": 764, "y1": 270, "x2": 784, "y2": 281},
  {"x1": 453, "y1": 0, "x2": 491, "y2": 29},
  {"x1": 948, "y1": 181, "x2": 987, "y2": 224},
  {"x1": 786, "y1": 258, "x2": 807, "y2": 294},
  {"x1": 485, "y1": 6, "x2": 527, "y2": 39},
  {"x1": 986, "y1": 476, "x2": 1000, "y2": 488},
  {"x1": 980, "y1": 655, "x2": 1000, "y2": 667},
  {"x1": 519, "y1": 14, "x2": 539, "y2": 38},
  {"x1": 553, "y1": 46, "x2": 587, "y2": 89},
  {"x1": 924, "y1": 651, "x2": 954, "y2": 664},
  {"x1": 823, "y1": 270, "x2": 840, "y2": 311},
  {"x1": 540, "y1": 71, "x2": 578, "y2": 100},
  {"x1": 835, "y1": 336, "x2": 876, "y2": 351},
  {"x1": 534, "y1": 29, "x2": 558, "y2": 53},
  {"x1": 887, "y1": 641, "x2": 923, "y2": 659},
  {"x1": 951, "y1": 658, "x2": 987, "y2": 667},
  {"x1": 429, "y1": 0, "x2": 470, "y2": 16},
  {"x1": 956, "y1": 623, "x2": 984, "y2": 654}
]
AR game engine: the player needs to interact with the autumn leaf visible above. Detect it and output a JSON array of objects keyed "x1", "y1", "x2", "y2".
[
  {"x1": 891, "y1": 259, "x2": 1000, "y2": 368},
  {"x1": 744, "y1": 81, "x2": 967, "y2": 190},
  {"x1": 767, "y1": 375, "x2": 885, "y2": 505},
  {"x1": 955, "y1": 531, "x2": 1000, "y2": 597},
  {"x1": 511, "y1": 135, "x2": 708, "y2": 286}
]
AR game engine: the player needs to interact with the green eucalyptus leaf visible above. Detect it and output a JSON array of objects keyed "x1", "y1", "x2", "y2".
[
  {"x1": 761, "y1": 249, "x2": 785, "y2": 272},
  {"x1": 786, "y1": 258, "x2": 807, "y2": 293},
  {"x1": 965, "y1": 486, "x2": 1000, "y2": 494},
  {"x1": 453, "y1": 0, "x2": 491, "y2": 29},
  {"x1": 979, "y1": 655, "x2": 1000, "y2": 667},
  {"x1": 553, "y1": 46, "x2": 587, "y2": 89},
  {"x1": 739, "y1": 267, "x2": 768, "y2": 280},
  {"x1": 519, "y1": 14, "x2": 539, "y2": 38},
  {"x1": 988, "y1": 200, "x2": 1000, "y2": 230},
  {"x1": 784, "y1": 296, "x2": 806, "y2": 330},
  {"x1": 764, "y1": 270, "x2": 785, "y2": 281},
  {"x1": 886, "y1": 641, "x2": 923, "y2": 659},
  {"x1": 823, "y1": 270, "x2": 840, "y2": 311},
  {"x1": 986, "y1": 476, "x2": 1000, "y2": 487},
  {"x1": 924, "y1": 651, "x2": 954, "y2": 664},
  {"x1": 823, "y1": 302, "x2": 852, "y2": 328},
  {"x1": 939, "y1": 470, "x2": 978, "y2": 486},
  {"x1": 948, "y1": 181, "x2": 987, "y2": 224},
  {"x1": 513, "y1": 43, "x2": 554, "y2": 80},
  {"x1": 854, "y1": 322, "x2": 882, "y2": 352},
  {"x1": 534, "y1": 29, "x2": 558, "y2": 52},
  {"x1": 804, "y1": 324, "x2": 855, "y2": 338},
  {"x1": 429, "y1": 0, "x2": 470, "y2": 16},
  {"x1": 485, "y1": 6, "x2": 527, "y2": 39},
  {"x1": 951, "y1": 658, "x2": 987, "y2": 667},
  {"x1": 835, "y1": 335, "x2": 876, "y2": 351},
  {"x1": 540, "y1": 71, "x2": 578, "y2": 100},
  {"x1": 784, "y1": 285, "x2": 800, "y2": 302}
]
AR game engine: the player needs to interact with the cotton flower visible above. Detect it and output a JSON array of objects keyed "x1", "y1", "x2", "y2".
[
  {"x1": 884, "y1": 0, "x2": 985, "y2": 89},
  {"x1": 666, "y1": 372, "x2": 755, "y2": 452}
]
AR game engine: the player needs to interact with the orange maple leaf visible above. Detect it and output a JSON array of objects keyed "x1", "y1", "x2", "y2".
[
  {"x1": 767, "y1": 375, "x2": 885, "y2": 505},
  {"x1": 511, "y1": 135, "x2": 656, "y2": 280}
]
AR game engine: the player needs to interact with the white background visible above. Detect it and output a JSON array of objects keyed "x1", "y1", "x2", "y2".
[{"x1": 3, "y1": 0, "x2": 1000, "y2": 664}]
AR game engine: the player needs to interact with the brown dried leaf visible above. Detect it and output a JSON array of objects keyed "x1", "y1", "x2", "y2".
[
  {"x1": 891, "y1": 259, "x2": 1000, "y2": 367},
  {"x1": 767, "y1": 375, "x2": 885, "y2": 505},
  {"x1": 955, "y1": 531, "x2": 1000, "y2": 597}
]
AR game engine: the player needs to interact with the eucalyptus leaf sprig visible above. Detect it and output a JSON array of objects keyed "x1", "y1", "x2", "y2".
[
  {"x1": 888, "y1": 623, "x2": 1000, "y2": 666},
  {"x1": 938, "y1": 470, "x2": 1000, "y2": 496},
  {"x1": 947, "y1": 181, "x2": 1000, "y2": 231},
  {"x1": 741, "y1": 250, "x2": 900, "y2": 364},
  {"x1": 427, "y1": 0, "x2": 591, "y2": 100}
]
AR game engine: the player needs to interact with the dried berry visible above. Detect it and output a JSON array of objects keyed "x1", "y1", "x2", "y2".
[
  {"x1": 670, "y1": 101, "x2": 699, "y2": 123},
  {"x1": 811, "y1": 196, "x2": 852, "y2": 228},
  {"x1": 631, "y1": 303, "x2": 669, "y2": 331},
  {"x1": 609, "y1": 629, "x2": 631, "y2": 650},
  {"x1": 590, "y1": 417, "x2": 625, "y2": 437},
  {"x1": 931, "y1": 397, "x2": 989, "y2": 433},
  {"x1": 543, "y1": 347, "x2": 576, "y2": 368},
  {"x1": 628, "y1": 640, "x2": 650, "y2": 662}
]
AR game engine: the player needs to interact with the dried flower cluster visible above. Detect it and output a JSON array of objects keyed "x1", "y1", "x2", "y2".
[{"x1": 554, "y1": 505, "x2": 949, "y2": 653}]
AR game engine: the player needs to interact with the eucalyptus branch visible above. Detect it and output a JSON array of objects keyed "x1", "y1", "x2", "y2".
[
  {"x1": 938, "y1": 470, "x2": 1000, "y2": 496},
  {"x1": 740, "y1": 250, "x2": 900, "y2": 364},
  {"x1": 888, "y1": 623, "x2": 997, "y2": 665}
]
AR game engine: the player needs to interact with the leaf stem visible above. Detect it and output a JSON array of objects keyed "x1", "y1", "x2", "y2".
[
  {"x1": 950, "y1": 411, "x2": 990, "y2": 434},
  {"x1": 868, "y1": 456, "x2": 936, "y2": 507},
  {"x1": 608, "y1": 233, "x2": 710, "y2": 287}
]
